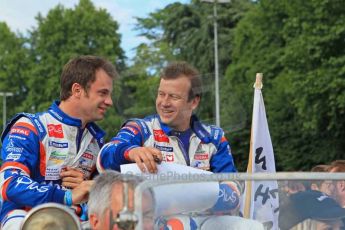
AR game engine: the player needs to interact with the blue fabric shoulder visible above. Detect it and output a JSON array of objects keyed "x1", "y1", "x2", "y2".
[
  {"x1": 124, "y1": 117, "x2": 152, "y2": 142},
  {"x1": 208, "y1": 125, "x2": 224, "y2": 146},
  {"x1": 1, "y1": 112, "x2": 46, "y2": 142},
  {"x1": 192, "y1": 118, "x2": 223, "y2": 146}
]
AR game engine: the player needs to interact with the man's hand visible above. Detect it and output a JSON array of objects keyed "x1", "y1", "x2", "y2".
[
  {"x1": 60, "y1": 166, "x2": 84, "y2": 189},
  {"x1": 71, "y1": 180, "x2": 94, "y2": 205},
  {"x1": 128, "y1": 147, "x2": 163, "y2": 173}
]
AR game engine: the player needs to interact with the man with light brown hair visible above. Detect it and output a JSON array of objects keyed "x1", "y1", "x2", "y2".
[
  {"x1": 328, "y1": 160, "x2": 345, "y2": 207},
  {"x1": 309, "y1": 164, "x2": 333, "y2": 196}
]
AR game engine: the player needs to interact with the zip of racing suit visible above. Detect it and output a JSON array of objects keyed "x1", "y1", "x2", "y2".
[
  {"x1": 0, "y1": 101, "x2": 105, "y2": 227},
  {"x1": 97, "y1": 114, "x2": 236, "y2": 173}
]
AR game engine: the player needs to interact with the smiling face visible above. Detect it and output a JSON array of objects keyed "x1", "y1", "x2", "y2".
[
  {"x1": 156, "y1": 75, "x2": 200, "y2": 131},
  {"x1": 78, "y1": 68, "x2": 113, "y2": 124}
]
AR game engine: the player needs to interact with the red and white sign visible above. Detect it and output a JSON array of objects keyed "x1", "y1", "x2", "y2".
[
  {"x1": 153, "y1": 129, "x2": 169, "y2": 143},
  {"x1": 194, "y1": 154, "x2": 209, "y2": 160},
  {"x1": 47, "y1": 124, "x2": 64, "y2": 138},
  {"x1": 82, "y1": 152, "x2": 94, "y2": 160},
  {"x1": 165, "y1": 154, "x2": 174, "y2": 162}
]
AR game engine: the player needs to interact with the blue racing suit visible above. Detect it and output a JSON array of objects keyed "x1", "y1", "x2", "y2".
[
  {"x1": 97, "y1": 114, "x2": 236, "y2": 173},
  {"x1": 0, "y1": 101, "x2": 105, "y2": 227}
]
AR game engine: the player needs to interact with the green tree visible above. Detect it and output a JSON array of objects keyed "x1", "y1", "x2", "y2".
[
  {"x1": 227, "y1": 0, "x2": 345, "y2": 170},
  {"x1": 133, "y1": 0, "x2": 253, "y2": 137},
  {"x1": 0, "y1": 22, "x2": 32, "y2": 129}
]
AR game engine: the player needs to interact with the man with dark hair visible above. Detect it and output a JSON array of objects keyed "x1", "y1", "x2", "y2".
[
  {"x1": 0, "y1": 55, "x2": 117, "y2": 229},
  {"x1": 97, "y1": 61, "x2": 236, "y2": 173}
]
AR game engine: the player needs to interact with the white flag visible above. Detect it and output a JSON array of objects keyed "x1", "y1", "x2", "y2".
[{"x1": 242, "y1": 74, "x2": 279, "y2": 230}]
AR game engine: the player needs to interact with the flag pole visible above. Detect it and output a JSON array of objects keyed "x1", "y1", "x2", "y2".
[
  {"x1": 254, "y1": 73, "x2": 263, "y2": 90},
  {"x1": 243, "y1": 73, "x2": 263, "y2": 218}
]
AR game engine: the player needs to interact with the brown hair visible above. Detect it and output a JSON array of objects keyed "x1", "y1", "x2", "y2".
[
  {"x1": 60, "y1": 55, "x2": 118, "y2": 100},
  {"x1": 311, "y1": 164, "x2": 329, "y2": 172},
  {"x1": 160, "y1": 61, "x2": 202, "y2": 101},
  {"x1": 329, "y1": 160, "x2": 345, "y2": 172}
]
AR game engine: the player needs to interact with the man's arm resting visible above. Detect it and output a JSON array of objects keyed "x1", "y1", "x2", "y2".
[
  {"x1": 97, "y1": 139, "x2": 140, "y2": 172},
  {"x1": 0, "y1": 169, "x2": 65, "y2": 207}
]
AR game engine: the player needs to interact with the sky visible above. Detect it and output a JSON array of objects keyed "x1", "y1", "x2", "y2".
[{"x1": 0, "y1": 0, "x2": 189, "y2": 60}]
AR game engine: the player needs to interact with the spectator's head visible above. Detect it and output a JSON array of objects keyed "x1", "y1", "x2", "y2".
[
  {"x1": 328, "y1": 160, "x2": 345, "y2": 206},
  {"x1": 309, "y1": 164, "x2": 334, "y2": 196},
  {"x1": 279, "y1": 190, "x2": 345, "y2": 230},
  {"x1": 329, "y1": 160, "x2": 345, "y2": 173},
  {"x1": 156, "y1": 61, "x2": 202, "y2": 131},
  {"x1": 88, "y1": 170, "x2": 154, "y2": 230},
  {"x1": 282, "y1": 181, "x2": 306, "y2": 195},
  {"x1": 311, "y1": 164, "x2": 329, "y2": 172}
]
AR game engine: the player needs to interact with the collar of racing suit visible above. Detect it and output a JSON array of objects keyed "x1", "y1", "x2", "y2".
[
  {"x1": 48, "y1": 100, "x2": 106, "y2": 142},
  {"x1": 157, "y1": 114, "x2": 213, "y2": 144}
]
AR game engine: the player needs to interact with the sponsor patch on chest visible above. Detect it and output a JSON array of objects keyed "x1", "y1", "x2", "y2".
[
  {"x1": 194, "y1": 154, "x2": 209, "y2": 160},
  {"x1": 164, "y1": 153, "x2": 174, "y2": 162},
  {"x1": 47, "y1": 124, "x2": 64, "y2": 138},
  {"x1": 48, "y1": 141, "x2": 68, "y2": 148},
  {"x1": 153, "y1": 129, "x2": 169, "y2": 143},
  {"x1": 154, "y1": 144, "x2": 173, "y2": 152}
]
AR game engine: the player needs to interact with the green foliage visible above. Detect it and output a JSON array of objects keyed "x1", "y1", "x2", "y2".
[
  {"x1": 25, "y1": 0, "x2": 124, "y2": 112},
  {"x1": 0, "y1": 23, "x2": 32, "y2": 128},
  {"x1": 134, "y1": 0, "x2": 253, "y2": 131},
  {"x1": 0, "y1": 0, "x2": 125, "y2": 141},
  {"x1": 227, "y1": 0, "x2": 345, "y2": 170},
  {"x1": 2, "y1": 0, "x2": 344, "y2": 171}
]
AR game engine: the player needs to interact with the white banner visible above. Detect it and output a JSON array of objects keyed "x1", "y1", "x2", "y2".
[{"x1": 242, "y1": 80, "x2": 279, "y2": 230}]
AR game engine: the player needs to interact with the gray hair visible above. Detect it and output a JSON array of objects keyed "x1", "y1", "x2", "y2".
[{"x1": 88, "y1": 171, "x2": 143, "y2": 218}]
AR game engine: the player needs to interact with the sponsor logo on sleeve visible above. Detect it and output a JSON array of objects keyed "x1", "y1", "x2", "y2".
[
  {"x1": 33, "y1": 119, "x2": 44, "y2": 132},
  {"x1": 214, "y1": 129, "x2": 220, "y2": 139},
  {"x1": 8, "y1": 135, "x2": 27, "y2": 140},
  {"x1": 6, "y1": 139, "x2": 24, "y2": 153},
  {"x1": 6, "y1": 153, "x2": 22, "y2": 161},
  {"x1": 122, "y1": 126, "x2": 139, "y2": 135},
  {"x1": 15, "y1": 177, "x2": 49, "y2": 192},
  {"x1": 10, "y1": 128, "x2": 30, "y2": 136},
  {"x1": 47, "y1": 124, "x2": 64, "y2": 138}
]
